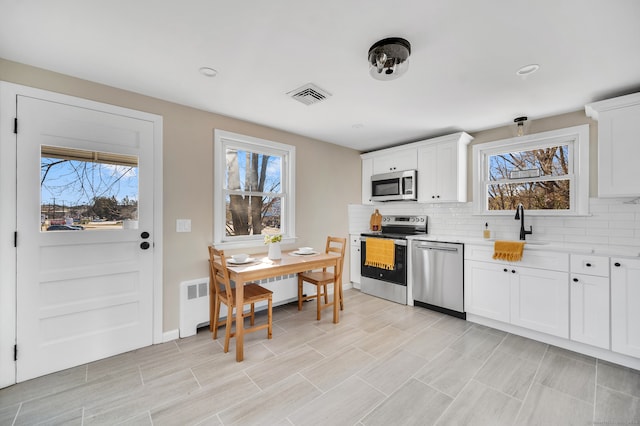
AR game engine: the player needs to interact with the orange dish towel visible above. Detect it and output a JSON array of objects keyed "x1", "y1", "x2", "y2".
[
  {"x1": 493, "y1": 240, "x2": 526, "y2": 261},
  {"x1": 364, "y1": 238, "x2": 395, "y2": 270}
]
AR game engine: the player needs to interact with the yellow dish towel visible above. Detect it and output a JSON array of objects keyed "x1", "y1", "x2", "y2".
[
  {"x1": 365, "y1": 238, "x2": 395, "y2": 270},
  {"x1": 493, "y1": 240, "x2": 526, "y2": 261}
]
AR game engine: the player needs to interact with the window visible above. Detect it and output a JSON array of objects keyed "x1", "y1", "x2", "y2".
[
  {"x1": 214, "y1": 130, "x2": 295, "y2": 247},
  {"x1": 40, "y1": 145, "x2": 139, "y2": 231},
  {"x1": 473, "y1": 125, "x2": 589, "y2": 215}
]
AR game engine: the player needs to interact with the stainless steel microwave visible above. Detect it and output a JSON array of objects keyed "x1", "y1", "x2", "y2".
[{"x1": 370, "y1": 169, "x2": 417, "y2": 202}]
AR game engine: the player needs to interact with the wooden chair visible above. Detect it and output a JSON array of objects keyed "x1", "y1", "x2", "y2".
[
  {"x1": 208, "y1": 246, "x2": 273, "y2": 352},
  {"x1": 297, "y1": 236, "x2": 346, "y2": 320}
]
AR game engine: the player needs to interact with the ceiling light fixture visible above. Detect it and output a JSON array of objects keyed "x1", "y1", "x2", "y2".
[
  {"x1": 199, "y1": 67, "x2": 218, "y2": 77},
  {"x1": 516, "y1": 64, "x2": 540, "y2": 77},
  {"x1": 514, "y1": 116, "x2": 529, "y2": 137},
  {"x1": 368, "y1": 37, "x2": 411, "y2": 81}
]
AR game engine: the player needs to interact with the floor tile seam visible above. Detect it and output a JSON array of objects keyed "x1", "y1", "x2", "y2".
[
  {"x1": 593, "y1": 359, "x2": 599, "y2": 423},
  {"x1": 535, "y1": 350, "x2": 598, "y2": 405},
  {"x1": 534, "y1": 380, "x2": 597, "y2": 408},
  {"x1": 512, "y1": 337, "x2": 550, "y2": 423},
  {"x1": 447, "y1": 328, "x2": 508, "y2": 364},
  {"x1": 595, "y1": 381, "x2": 640, "y2": 400},
  {"x1": 411, "y1": 375, "x2": 458, "y2": 400},
  {"x1": 548, "y1": 347, "x2": 598, "y2": 367},
  {"x1": 188, "y1": 367, "x2": 203, "y2": 390},
  {"x1": 428, "y1": 374, "x2": 476, "y2": 424},
  {"x1": 9, "y1": 402, "x2": 21, "y2": 426}
]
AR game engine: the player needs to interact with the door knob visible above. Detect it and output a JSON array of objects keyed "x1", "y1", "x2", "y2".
[{"x1": 140, "y1": 241, "x2": 150, "y2": 250}]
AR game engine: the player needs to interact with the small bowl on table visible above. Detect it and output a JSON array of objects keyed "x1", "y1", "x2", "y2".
[
  {"x1": 231, "y1": 253, "x2": 249, "y2": 263},
  {"x1": 298, "y1": 247, "x2": 313, "y2": 254}
]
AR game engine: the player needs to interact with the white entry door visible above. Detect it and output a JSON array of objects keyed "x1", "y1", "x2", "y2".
[{"x1": 15, "y1": 94, "x2": 158, "y2": 382}]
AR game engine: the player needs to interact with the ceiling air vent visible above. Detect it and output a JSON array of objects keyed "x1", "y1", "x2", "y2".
[{"x1": 287, "y1": 83, "x2": 331, "y2": 106}]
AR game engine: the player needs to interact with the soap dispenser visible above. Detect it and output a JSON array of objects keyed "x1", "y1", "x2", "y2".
[{"x1": 483, "y1": 223, "x2": 491, "y2": 239}]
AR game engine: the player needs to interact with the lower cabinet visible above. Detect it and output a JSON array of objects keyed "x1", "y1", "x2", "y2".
[
  {"x1": 611, "y1": 257, "x2": 640, "y2": 358},
  {"x1": 466, "y1": 259, "x2": 568, "y2": 338},
  {"x1": 569, "y1": 254, "x2": 610, "y2": 349},
  {"x1": 570, "y1": 273, "x2": 610, "y2": 349},
  {"x1": 510, "y1": 267, "x2": 569, "y2": 338},
  {"x1": 464, "y1": 260, "x2": 510, "y2": 322}
]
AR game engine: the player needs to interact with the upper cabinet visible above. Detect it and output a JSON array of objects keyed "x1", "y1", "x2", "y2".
[
  {"x1": 361, "y1": 132, "x2": 472, "y2": 205},
  {"x1": 586, "y1": 92, "x2": 640, "y2": 198},
  {"x1": 371, "y1": 147, "x2": 418, "y2": 174},
  {"x1": 417, "y1": 133, "x2": 473, "y2": 203}
]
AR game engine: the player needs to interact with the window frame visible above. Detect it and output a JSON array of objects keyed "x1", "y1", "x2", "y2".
[
  {"x1": 473, "y1": 125, "x2": 589, "y2": 216},
  {"x1": 213, "y1": 130, "x2": 296, "y2": 248}
]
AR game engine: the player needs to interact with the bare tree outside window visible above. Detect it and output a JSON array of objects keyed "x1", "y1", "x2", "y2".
[
  {"x1": 225, "y1": 148, "x2": 282, "y2": 237},
  {"x1": 488, "y1": 145, "x2": 570, "y2": 211},
  {"x1": 40, "y1": 146, "x2": 139, "y2": 230}
]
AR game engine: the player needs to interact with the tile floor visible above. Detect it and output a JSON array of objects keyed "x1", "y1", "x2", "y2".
[{"x1": 1, "y1": 289, "x2": 639, "y2": 425}]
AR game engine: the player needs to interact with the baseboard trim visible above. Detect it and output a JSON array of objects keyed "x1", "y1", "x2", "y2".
[{"x1": 162, "y1": 329, "x2": 180, "y2": 342}]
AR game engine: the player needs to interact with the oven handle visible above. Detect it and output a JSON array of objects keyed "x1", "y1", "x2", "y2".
[
  {"x1": 360, "y1": 237, "x2": 407, "y2": 246},
  {"x1": 415, "y1": 245, "x2": 459, "y2": 252}
]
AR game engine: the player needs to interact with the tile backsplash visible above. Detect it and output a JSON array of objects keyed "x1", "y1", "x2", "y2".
[{"x1": 349, "y1": 198, "x2": 640, "y2": 249}]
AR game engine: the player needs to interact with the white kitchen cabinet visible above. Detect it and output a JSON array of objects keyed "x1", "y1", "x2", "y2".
[
  {"x1": 611, "y1": 257, "x2": 640, "y2": 358},
  {"x1": 465, "y1": 260, "x2": 510, "y2": 322},
  {"x1": 361, "y1": 158, "x2": 373, "y2": 204},
  {"x1": 510, "y1": 267, "x2": 569, "y2": 338},
  {"x1": 417, "y1": 133, "x2": 472, "y2": 203},
  {"x1": 465, "y1": 245, "x2": 569, "y2": 338},
  {"x1": 349, "y1": 234, "x2": 361, "y2": 286},
  {"x1": 585, "y1": 92, "x2": 640, "y2": 197},
  {"x1": 371, "y1": 147, "x2": 417, "y2": 174},
  {"x1": 570, "y1": 254, "x2": 610, "y2": 349},
  {"x1": 360, "y1": 132, "x2": 472, "y2": 205}
]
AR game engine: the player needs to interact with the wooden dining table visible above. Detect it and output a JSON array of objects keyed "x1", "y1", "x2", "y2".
[{"x1": 218, "y1": 250, "x2": 342, "y2": 362}]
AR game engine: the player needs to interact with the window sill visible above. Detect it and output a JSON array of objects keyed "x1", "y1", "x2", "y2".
[{"x1": 212, "y1": 236, "x2": 298, "y2": 250}]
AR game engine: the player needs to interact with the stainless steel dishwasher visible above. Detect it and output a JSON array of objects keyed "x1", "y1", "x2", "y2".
[{"x1": 411, "y1": 240, "x2": 465, "y2": 319}]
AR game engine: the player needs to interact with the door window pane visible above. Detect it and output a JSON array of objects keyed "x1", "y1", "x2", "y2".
[{"x1": 40, "y1": 146, "x2": 139, "y2": 231}]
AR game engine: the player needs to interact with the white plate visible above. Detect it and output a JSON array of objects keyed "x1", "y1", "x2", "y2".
[
  {"x1": 292, "y1": 251, "x2": 318, "y2": 256},
  {"x1": 227, "y1": 257, "x2": 256, "y2": 265}
]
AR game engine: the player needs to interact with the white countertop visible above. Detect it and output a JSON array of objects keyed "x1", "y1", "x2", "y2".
[{"x1": 406, "y1": 234, "x2": 640, "y2": 258}]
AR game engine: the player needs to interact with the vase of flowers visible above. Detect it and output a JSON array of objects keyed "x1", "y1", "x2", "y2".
[{"x1": 264, "y1": 233, "x2": 282, "y2": 260}]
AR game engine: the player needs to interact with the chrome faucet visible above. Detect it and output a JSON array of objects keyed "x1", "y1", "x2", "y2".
[{"x1": 514, "y1": 203, "x2": 533, "y2": 241}]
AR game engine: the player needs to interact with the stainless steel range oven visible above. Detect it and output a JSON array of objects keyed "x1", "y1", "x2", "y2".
[{"x1": 360, "y1": 215, "x2": 427, "y2": 304}]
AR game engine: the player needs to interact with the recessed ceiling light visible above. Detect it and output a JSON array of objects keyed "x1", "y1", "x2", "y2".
[
  {"x1": 199, "y1": 67, "x2": 218, "y2": 77},
  {"x1": 516, "y1": 64, "x2": 540, "y2": 77}
]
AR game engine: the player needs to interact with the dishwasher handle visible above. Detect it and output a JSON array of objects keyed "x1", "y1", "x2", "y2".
[{"x1": 415, "y1": 245, "x2": 459, "y2": 253}]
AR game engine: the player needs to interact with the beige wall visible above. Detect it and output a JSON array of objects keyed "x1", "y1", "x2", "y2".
[
  {"x1": 468, "y1": 111, "x2": 598, "y2": 199},
  {"x1": 0, "y1": 58, "x2": 362, "y2": 332}
]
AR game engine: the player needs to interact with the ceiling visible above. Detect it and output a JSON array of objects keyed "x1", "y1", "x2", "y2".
[{"x1": 1, "y1": 1, "x2": 639, "y2": 152}]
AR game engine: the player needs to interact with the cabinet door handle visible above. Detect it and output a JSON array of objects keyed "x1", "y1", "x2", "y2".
[
  {"x1": 573, "y1": 278, "x2": 579, "y2": 282},
  {"x1": 511, "y1": 269, "x2": 516, "y2": 274},
  {"x1": 585, "y1": 263, "x2": 592, "y2": 267},
  {"x1": 614, "y1": 262, "x2": 621, "y2": 267},
  {"x1": 503, "y1": 268, "x2": 508, "y2": 272}
]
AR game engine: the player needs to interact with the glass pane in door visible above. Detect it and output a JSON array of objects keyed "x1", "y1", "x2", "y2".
[{"x1": 40, "y1": 145, "x2": 139, "y2": 231}]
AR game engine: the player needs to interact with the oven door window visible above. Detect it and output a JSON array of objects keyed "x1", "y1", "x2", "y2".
[
  {"x1": 372, "y1": 178, "x2": 400, "y2": 197},
  {"x1": 360, "y1": 241, "x2": 407, "y2": 286}
]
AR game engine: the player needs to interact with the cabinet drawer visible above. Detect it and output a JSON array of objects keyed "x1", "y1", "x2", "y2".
[
  {"x1": 570, "y1": 254, "x2": 609, "y2": 277},
  {"x1": 465, "y1": 244, "x2": 568, "y2": 272}
]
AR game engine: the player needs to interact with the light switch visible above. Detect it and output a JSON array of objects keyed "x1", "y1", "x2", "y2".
[{"x1": 176, "y1": 219, "x2": 191, "y2": 233}]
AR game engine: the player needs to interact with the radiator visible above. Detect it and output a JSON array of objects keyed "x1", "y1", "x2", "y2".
[
  {"x1": 179, "y1": 277, "x2": 210, "y2": 338},
  {"x1": 179, "y1": 274, "x2": 301, "y2": 338}
]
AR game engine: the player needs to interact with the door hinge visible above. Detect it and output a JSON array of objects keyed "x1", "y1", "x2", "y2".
[
  {"x1": 14, "y1": 231, "x2": 17, "y2": 248},
  {"x1": 13, "y1": 118, "x2": 17, "y2": 134},
  {"x1": 14, "y1": 345, "x2": 17, "y2": 361}
]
